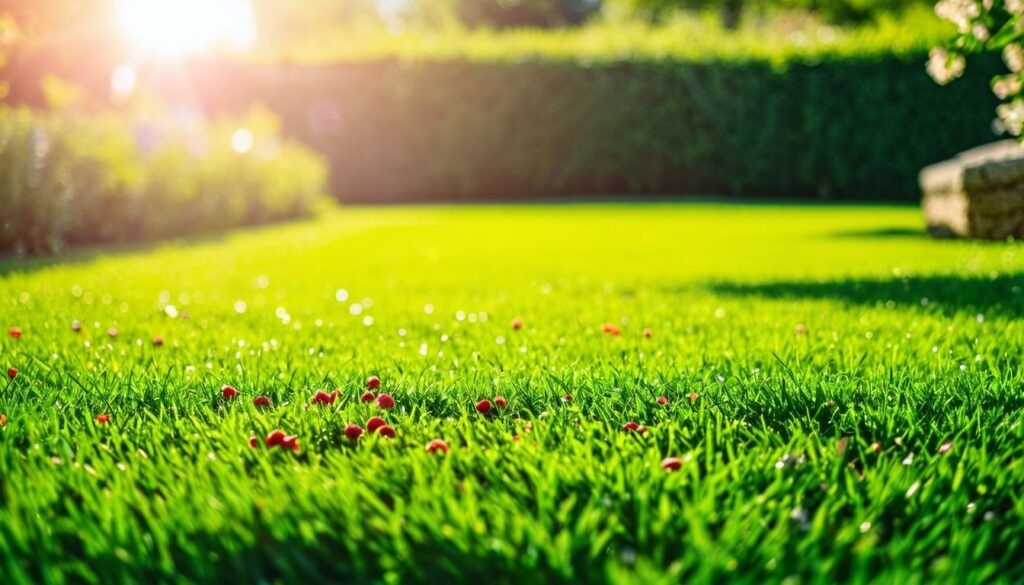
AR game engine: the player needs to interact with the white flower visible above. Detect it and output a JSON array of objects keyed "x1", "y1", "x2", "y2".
[
  {"x1": 997, "y1": 100, "x2": 1024, "y2": 135},
  {"x1": 927, "y1": 47, "x2": 966, "y2": 85},
  {"x1": 1005, "y1": 43, "x2": 1024, "y2": 73},
  {"x1": 935, "y1": 0, "x2": 981, "y2": 32}
]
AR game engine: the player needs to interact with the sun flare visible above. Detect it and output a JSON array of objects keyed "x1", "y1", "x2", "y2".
[{"x1": 116, "y1": 0, "x2": 257, "y2": 57}]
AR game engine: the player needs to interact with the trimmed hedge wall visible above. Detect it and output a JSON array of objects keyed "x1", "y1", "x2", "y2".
[{"x1": 186, "y1": 54, "x2": 1002, "y2": 202}]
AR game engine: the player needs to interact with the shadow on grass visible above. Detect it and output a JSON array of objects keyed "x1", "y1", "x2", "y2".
[
  {"x1": 827, "y1": 227, "x2": 927, "y2": 239},
  {"x1": 708, "y1": 273, "x2": 1024, "y2": 319},
  {"x1": 0, "y1": 232, "x2": 230, "y2": 277}
]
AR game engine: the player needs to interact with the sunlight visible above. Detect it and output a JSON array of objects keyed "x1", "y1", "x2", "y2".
[{"x1": 116, "y1": 0, "x2": 257, "y2": 57}]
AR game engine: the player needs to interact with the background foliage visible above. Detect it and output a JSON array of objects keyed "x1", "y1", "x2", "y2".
[
  {"x1": 0, "y1": 106, "x2": 327, "y2": 255},
  {"x1": 188, "y1": 53, "x2": 1000, "y2": 203}
]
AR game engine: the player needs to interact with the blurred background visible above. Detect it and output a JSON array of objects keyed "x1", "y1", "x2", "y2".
[{"x1": 0, "y1": 0, "x2": 999, "y2": 254}]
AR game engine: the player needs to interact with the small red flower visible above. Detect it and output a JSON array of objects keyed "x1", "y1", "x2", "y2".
[
  {"x1": 688, "y1": 392, "x2": 699, "y2": 403},
  {"x1": 377, "y1": 424, "x2": 396, "y2": 438},
  {"x1": 561, "y1": 394, "x2": 572, "y2": 403},
  {"x1": 107, "y1": 327, "x2": 118, "y2": 338},
  {"x1": 282, "y1": 435, "x2": 299, "y2": 451},
  {"x1": 312, "y1": 389, "x2": 340, "y2": 405},
  {"x1": 494, "y1": 395, "x2": 507, "y2": 409},
  {"x1": 152, "y1": 337, "x2": 164, "y2": 346},
  {"x1": 265, "y1": 430, "x2": 285, "y2": 447},
  {"x1": 426, "y1": 439, "x2": 449, "y2": 454},
  {"x1": 249, "y1": 435, "x2": 259, "y2": 448},
  {"x1": 361, "y1": 390, "x2": 376, "y2": 402},
  {"x1": 7, "y1": 367, "x2": 18, "y2": 379},
  {"x1": 939, "y1": 441, "x2": 953, "y2": 454},
  {"x1": 8, "y1": 327, "x2": 21, "y2": 339},
  {"x1": 511, "y1": 317, "x2": 523, "y2": 330},
  {"x1": 795, "y1": 324, "x2": 808, "y2": 334},
  {"x1": 366, "y1": 416, "x2": 386, "y2": 433},
  {"x1": 643, "y1": 328, "x2": 653, "y2": 338},
  {"x1": 602, "y1": 323, "x2": 621, "y2": 336},
  {"x1": 96, "y1": 414, "x2": 111, "y2": 424},
  {"x1": 253, "y1": 395, "x2": 271, "y2": 408},
  {"x1": 344, "y1": 423, "x2": 364, "y2": 441},
  {"x1": 366, "y1": 376, "x2": 381, "y2": 390},
  {"x1": 660, "y1": 457, "x2": 682, "y2": 471},
  {"x1": 656, "y1": 395, "x2": 668, "y2": 405},
  {"x1": 622, "y1": 421, "x2": 640, "y2": 432},
  {"x1": 222, "y1": 385, "x2": 239, "y2": 399},
  {"x1": 71, "y1": 320, "x2": 82, "y2": 333},
  {"x1": 376, "y1": 393, "x2": 395, "y2": 410},
  {"x1": 0, "y1": 414, "x2": 6, "y2": 426},
  {"x1": 475, "y1": 399, "x2": 492, "y2": 415}
]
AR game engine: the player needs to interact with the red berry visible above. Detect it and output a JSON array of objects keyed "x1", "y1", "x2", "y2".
[
  {"x1": 475, "y1": 399, "x2": 492, "y2": 415},
  {"x1": 361, "y1": 390, "x2": 376, "y2": 402},
  {"x1": 561, "y1": 394, "x2": 572, "y2": 403},
  {"x1": 152, "y1": 337, "x2": 164, "y2": 346},
  {"x1": 622, "y1": 421, "x2": 640, "y2": 432},
  {"x1": 426, "y1": 439, "x2": 449, "y2": 454},
  {"x1": 660, "y1": 457, "x2": 682, "y2": 471},
  {"x1": 282, "y1": 435, "x2": 299, "y2": 451},
  {"x1": 377, "y1": 424, "x2": 396, "y2": 438},
  {"x1": 511, "y1": 317, "x2": 523, "y2": 330},
  {"x1": 96, "y1": 414, "x2": 111, "y2": 424},
  {"x1": 344, "y1": 423, "x2": 363, "y2": 441},
  {"x1": 7, "y1": 367, "x2": 18, "y2": 379},
  {"x1": 249, "y1": 435, "x2": 259, "y2": 448},
  {"x1": 8, "y1": 327, "x2": 21, "y2": 339},
  {"x1": 494, "y1": 395, "x2": 507, "y2": 409},
  {"x1": 366, "y1": 376, "x2": 381, "y2": 389},
  {"x1": 265, "y1": 430, "x2": 285, "y2": 447},
  {"x1": 253, "y1": 395, "x2": 271, "y2": 407},
  {"x1": 107, "y1": 327, "x2": 118, "y2": 338},
  {"x1": 643, "y1": 328, "x2": 653, "y2": 338},
  {"x1": 366, "y1": 416, "x2": 386, "y2": 433},
  {"x1": 313, "y1": 389, "x2": 338, "y2": 405},
  {"x1": 376, "y1": 393, "x2": 395, "y2": 410},
  {"x1": 656, "y1": 395, "x2": 668, "y2": 405},
  {"x1": 71, "y1": 320, "x2": 82, "y2": 332},
  {"x1": 222, "y1": 385, "x2": 239, "y2": 399}
]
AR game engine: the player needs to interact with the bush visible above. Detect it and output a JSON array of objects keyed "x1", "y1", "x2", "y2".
[
  {"x1": 188, "y1": 52, "x2": 1000, "y2": 203},
  {"x1": 0, "y1": 106, "x2": 327, "y2": 255}
]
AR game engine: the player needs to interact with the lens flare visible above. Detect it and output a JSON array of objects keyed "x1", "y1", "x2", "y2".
[{"x1": 116, "y1": 0, "x2": 257, "y2": 57}]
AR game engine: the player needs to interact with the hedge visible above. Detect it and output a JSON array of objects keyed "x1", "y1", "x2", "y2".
[
  {"x1": 181, "y1": 53, "x2": 1002, "y2": 202},
  {"x1": 0, "y1": 107, "x2": 327, "y2": 255}
]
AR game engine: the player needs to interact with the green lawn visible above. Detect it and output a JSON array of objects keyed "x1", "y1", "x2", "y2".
[{"x1": 2, "y1": 204, "x2": 1023, "y2": 584}]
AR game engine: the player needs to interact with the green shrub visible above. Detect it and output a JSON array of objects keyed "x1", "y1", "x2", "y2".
[
  {"x1": 0, "y1": 106, "x2": 327, "y2": 255},
  {"x1": 194, "y1": 52, "x2": 1000, "y2": 203}
]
